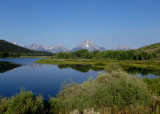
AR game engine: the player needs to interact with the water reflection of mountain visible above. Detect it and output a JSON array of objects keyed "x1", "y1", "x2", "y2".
[
  {"x1": 125, "y1": 67, "x2": 160, "y2": 76},
  {"x1": 57, "y1": 64, "x2": 103, "y2": 73},
  {"x1": 26, "y1": 63, "x2": 50, "y2": 69},
  {"x1": 0, "y1": 61, "x2": 21, "y2": 73}
]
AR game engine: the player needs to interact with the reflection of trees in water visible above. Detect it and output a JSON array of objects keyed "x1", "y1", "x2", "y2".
[
  {"x1": 59, "y1": 64, "x2": 160, "y2": 76},
  {"x1": 0, "y1": 61, "x2": 21, "y2": 73},
  {"x1": 58, "y1": 64, "x2": 103, "y2": 73},
  {"x1": 125, "y1": 67, "x2": 160, "y2": 76}
]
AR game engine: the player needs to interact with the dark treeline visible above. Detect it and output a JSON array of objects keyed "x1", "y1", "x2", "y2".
[
  {"x1": 56, "y1": 49, "x2": 157, "y2": 60},
  {"x1": 0, "y1": 52, "x2": 54, "y2": 58},
  {"x1": 0, "y1": 52, "x2": 10, "y2": 58},
  {"x1": 0, "y1": 52, "x2": 21, "y2": 58}
]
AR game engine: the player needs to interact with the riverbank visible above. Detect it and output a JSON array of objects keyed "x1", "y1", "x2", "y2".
[{"x1": 35, "y1": 58, "x2": 160, "y2": 70}]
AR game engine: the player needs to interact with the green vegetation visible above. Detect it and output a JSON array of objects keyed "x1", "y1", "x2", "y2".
[
  {"x1": 51, "y1": 70, "x2": 151, "y2": 113},
  {"x1": 0, "y1": 40, "x2": 54, "y2": 57},
  {"x1": 54, "y1": 42, "x2": 160, "y2": 60},
  {"x1": 1, "y1": 41, "x2": 160, "y2": 113},
  {"x1": 138, "y1": 42, "x2": 160, "y2": 59},
  {"x1": 55, "y1": 49, "x2": 157, "y2": 60},
  {"x1": 139, "y1": 42, "x2": 160, "y2": 52},
  {"x1": 0, "y1": 88, "x2": 44, "y2": 114},
  {"x1": 37, "y1": 60, "x2": 160, "y2": 75},
  {"x1": 143, "y1": 78, "x2": 160, "y2": 95},
  {"x1": 1, "y1": 66, "x2": 160, "y2": 113},
  {"x1": 36, "y1": 58, "x2": 160, "y2": 71},
  {"x1": 36, "y1": 42, "x2": 160, "y2": 72}
]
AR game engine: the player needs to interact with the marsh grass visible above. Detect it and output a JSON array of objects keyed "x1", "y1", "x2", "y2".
[{"x1": 36, "y1": 59, "x2": 160, "y2": 71}]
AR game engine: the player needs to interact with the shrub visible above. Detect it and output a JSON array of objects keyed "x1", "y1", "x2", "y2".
[
  {"x1": 50, "y1": 70, "x2": 151, "y2": 113},
  {"x1": 143, "y1": 78, "x2": 160, "y2": 95},
  {"x1": 93, "y1": 71, "x2": 151, "y2": 109},
  {"x1": 0, "y1": 97, "x2": 11, "y2": 113},
  {"x1": 6, "y1": 88, "x2": 44, "y2": 114},
  {"x1": 106, "y1": 63, "x2": 123, "y2": 72}
]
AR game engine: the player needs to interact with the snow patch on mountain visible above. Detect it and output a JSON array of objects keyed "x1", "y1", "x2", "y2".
[
  {"x1": 25, "y1": 44, "x2": 68, "y2": 53},
  {"x1": 72, "y1": 40, "x2": 104, "y2": 52},
  {"x1": 10, "y1": 41, "x2": 17, "y2": 45},
  {"x1": 116, "y1": 45, "x2": 131, "y2": 50}
]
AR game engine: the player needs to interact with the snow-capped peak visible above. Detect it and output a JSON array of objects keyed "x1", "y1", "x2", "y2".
[
  {"x1": 72, "y1": 40, "x2": 106, "y2": 52},
  {"x1": 24, "y1": 40, "x2": 106, "y2": 53},
  {"x1": 44, "y1": 46, "x2": 54, "y2": 50},
  {"x1": 85, "y1": 40, "x2": 89, "y2": 48},
  {"x1": 24, "y1": 43, "x2": 46, "y2": 51}
]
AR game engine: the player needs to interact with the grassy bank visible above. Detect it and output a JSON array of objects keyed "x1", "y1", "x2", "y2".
[{"x1": 35, "y1": 58, "x2": 160, "y2": 70}]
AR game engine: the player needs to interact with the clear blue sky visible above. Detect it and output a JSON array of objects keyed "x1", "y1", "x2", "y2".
[{"x1": 0, "y1": 0, "x2": 160, "y2": 49}]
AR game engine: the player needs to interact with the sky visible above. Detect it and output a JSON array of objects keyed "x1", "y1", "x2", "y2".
[{"x1": 0, "y1": 0, "x2": 160, "y2": 49}]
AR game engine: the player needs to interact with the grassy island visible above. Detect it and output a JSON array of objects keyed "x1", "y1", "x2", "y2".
[{"x1": 36, "y1": 58, "x2": 160, "y2": 70}]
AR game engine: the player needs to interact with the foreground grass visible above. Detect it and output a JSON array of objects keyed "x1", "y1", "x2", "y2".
[
  {"x1": 1, "y1": 65, "x2": 160, "y2": 113},
  {"x1": 36, "y1": 58, "x2": 160, "y2": 70},
  {"x1": 144, "y1": 78, "x2": 160, "y2": 95}
]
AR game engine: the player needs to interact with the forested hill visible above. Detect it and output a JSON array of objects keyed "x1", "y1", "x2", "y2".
[
  {"x1": 138, "y1": 42, "x2": 160, "y2": 53},
  {"x1": 0, "y1": 40, "x2": 53, "y2": 56}
]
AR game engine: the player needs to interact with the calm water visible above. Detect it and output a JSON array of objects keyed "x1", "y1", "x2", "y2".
[
  {"x1": 0, "y1": 58, "x2": 103, "y2": 99},
  {"x1": 0, "y1": 58, "x2": 160, "y2": 99}
]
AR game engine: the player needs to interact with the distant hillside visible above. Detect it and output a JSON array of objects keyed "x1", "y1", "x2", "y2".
[
  {"x1": 0, "y1": 40, "x2": 53, "y2": 56},
  {"x1": 138, "y1": 42, "x2": 160, "y2": 59},
  {"x1": 138, "y1": 42, "x2": 160, "y2": 53}
]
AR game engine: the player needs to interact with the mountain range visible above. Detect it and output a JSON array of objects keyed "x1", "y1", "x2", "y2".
[
  {"x1": 2, "y1": 39, "x2": 160, "y2": 57},
  {"x1": 24, "y1": 40, "x2": 104, "y2": 53},
  {"x1": 24, "y1": 40, "x2": 131, "y2": 53},
  {"x1": 24, "y1": 43, "x2": 69, "y2": 53}
]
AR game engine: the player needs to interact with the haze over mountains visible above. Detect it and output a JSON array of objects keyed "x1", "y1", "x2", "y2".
[
  {"x1": 25, "y1": 43, "x2": 69, "y2": 53},
  {"x1": 24, "y1": 40, "x2": 131, "y2": 53}
]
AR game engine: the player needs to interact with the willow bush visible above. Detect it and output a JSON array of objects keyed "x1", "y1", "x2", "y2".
[
  {"x1": 50, "y1": 70, "x2": 151, "y2": 113},
  {"x1": 0, "y1": 88, "x2": 44, "y2": 114}
]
